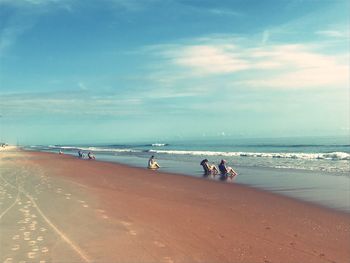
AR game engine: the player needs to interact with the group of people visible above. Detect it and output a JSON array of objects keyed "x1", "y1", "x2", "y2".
[
  {"x1": 78, "y1": 150, "x2": 95, "y2": 160},
  {"x1": 201, "y1": 159, "x2": 238, "y2": 178},
  {"x1": 148, "y1": 155, "x2": 238, "y2": 178}
]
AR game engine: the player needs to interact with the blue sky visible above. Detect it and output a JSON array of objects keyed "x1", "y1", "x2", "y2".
[{"x1": 0, "y1": 0, "x2": 349, "y2": 144}]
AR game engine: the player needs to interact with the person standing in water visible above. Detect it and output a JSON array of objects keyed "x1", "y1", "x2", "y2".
[{"x1": 148, "y1": 155, "x2": 160, "y2": 169}]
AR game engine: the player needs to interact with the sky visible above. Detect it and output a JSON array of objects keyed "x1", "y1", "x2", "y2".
[{"x1": 0, "y1": 0, "x2": 349, "y2": 145}]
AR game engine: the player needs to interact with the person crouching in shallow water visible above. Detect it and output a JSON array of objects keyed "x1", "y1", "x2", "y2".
[
  {"x1": 88, "y1": 151, "x2": 95, "y2": 160},
  {"x1": 148, "y1": 155, "x2": 160, "y2": 169},
  {"x1": 200, "y1": 159, "x2": 219, "y2": 175},
  {"x1": 218, "y1": 159, "x2": 238, "y2": 178}
]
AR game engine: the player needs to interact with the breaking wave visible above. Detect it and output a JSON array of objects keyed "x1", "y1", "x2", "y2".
[{"x1": 148, "y1": 150, "x2": 350, "y2": 161}]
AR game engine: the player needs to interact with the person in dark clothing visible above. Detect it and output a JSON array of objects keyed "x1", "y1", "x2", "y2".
[{"x1": 218, "y1": 159, "x2": 238, "y2": 178}]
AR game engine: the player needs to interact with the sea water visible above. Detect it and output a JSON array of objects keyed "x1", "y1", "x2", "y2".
[{"x1": 28, "y1": 136, "x2": 350, "y2": 212}]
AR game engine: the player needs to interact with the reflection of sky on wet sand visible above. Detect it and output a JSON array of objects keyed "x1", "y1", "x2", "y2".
[{"x1": 93, "y1": 153, "x2": 350, "y2": 213}]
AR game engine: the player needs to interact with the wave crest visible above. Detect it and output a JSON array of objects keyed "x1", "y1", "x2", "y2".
[{"x1": 148, "y1": 150, "x2": 350, "y2": 161}]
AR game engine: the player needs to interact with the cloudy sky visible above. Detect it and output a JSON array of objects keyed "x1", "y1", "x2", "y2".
[{"x1": 0, "y1": 0, "x2": 349, "y2": 144}]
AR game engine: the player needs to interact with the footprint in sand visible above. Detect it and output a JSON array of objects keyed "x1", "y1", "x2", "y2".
[
  {"x1": 41, "y1": 247, "x2": 49, "y2": 253},
  {"x1": 95, "y1": 209, "x2": 109, "y2": 219},
  {"x1": 121, "y1": 221, "x2": 132, "y2": 227},
  {"x1": 12, "y1": 235, "x2": 20, "y2": 240},
  {"x1": 129, "y1": 230, "x2": 137, "y2": 236},
  {"x1": 83, "y1": 204, "x2": 89, "y2": 208},
  {"x1": 37, "y1": 236, "x2": 44, "y2": 241},
  {"x1": 31, "y1": 246, "x2": 39, "y2": 252},
  {"x1": 11, "y1": 244, "x2": 20, "y2": 251},
  {"x1": 28, "y1": 240, "x2": 36, "y2": 246},
  {"x1": 3, "y1": 258, "x2": 13, "y2": 263},
  {"x1": 153, "y1": 241, "x2": 166, "y2": 248},
  {"x1": 27, "y1": 252, "x2": 37, "y2": 259},
  {"x1": 163, "y1": 256, "x2": 174, "y2": 263}
]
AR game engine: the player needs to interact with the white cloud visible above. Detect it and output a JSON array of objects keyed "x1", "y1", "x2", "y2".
[
  {"x1": 315, "y1": 30, "x2": 348, "y2": 38},
  {"x1": 173, "y1": 45, "x2": 249, "y2": 75},
  {"x1": 148, "y1": 39, "x2": 349, "y2": 89},
  {"x1": 246, "y1": 44, "x2": 349, "y2": 88}
]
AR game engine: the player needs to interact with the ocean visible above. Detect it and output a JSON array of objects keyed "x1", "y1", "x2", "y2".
[{"x1": 27, "y1": 136, "x2": 350, "y2": 212}]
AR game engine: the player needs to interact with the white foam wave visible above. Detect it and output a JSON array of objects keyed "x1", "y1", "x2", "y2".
[
  {"x1": 148, "y1": 150, "x2": 350, "y2": 161},
  {"x1": 151, "y1": 143, "x2": 167, "y2": 147},
  {"x1": 64, "y1": 146, "x2": 139, "y2": 153}
]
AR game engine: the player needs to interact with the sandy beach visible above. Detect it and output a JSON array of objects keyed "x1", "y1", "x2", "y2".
[{"x1": 0, "y1": 148, "x2": 349, "y2": 263}]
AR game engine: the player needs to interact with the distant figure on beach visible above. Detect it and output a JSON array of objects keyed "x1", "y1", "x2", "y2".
[
  {"x1": 218, "y1": 159, "x2": 238, "y2": 178},
  {"x1": 78, "y1": 150, "x2": 84, "y2": 158},
  {"x1": 59, "y1": 150, "x2": 63, "y2": 154},
  {"x1": 88, "y1": 152, "x2": 95, "y2": 160},
  {"x1": 148, "y1": 155, "x2": 160, "y2": 169},
  {"x1": 200, "y1": 159, "x2": 219, "y2": 175}
]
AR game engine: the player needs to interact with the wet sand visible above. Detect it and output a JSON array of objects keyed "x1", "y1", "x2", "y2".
[{"x1": 1, "y1": 149, "x2": 349, "y2": 263}]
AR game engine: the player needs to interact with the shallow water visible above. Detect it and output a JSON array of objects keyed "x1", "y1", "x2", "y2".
[{"x1": 26, "y1": 136, "x2": 350, "y2": 212}]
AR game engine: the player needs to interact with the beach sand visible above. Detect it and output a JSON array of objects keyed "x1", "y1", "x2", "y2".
[{"x1": 0, "y1": 149, "x2": 349, "y2": 263}]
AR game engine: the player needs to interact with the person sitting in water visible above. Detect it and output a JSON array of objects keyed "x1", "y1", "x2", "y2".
[
  {"x1": 200, "y1": 159, "x2": 219, "y2": 175},
  {"x1": 148, "y1": 155, "x2": 160, "y2": 169},
  {"x1": 218, "y1": 159, "x2": 238, "y2": 178},
  {"x1": 87, "y1": 151, "x2": 95, "y2": 160}
]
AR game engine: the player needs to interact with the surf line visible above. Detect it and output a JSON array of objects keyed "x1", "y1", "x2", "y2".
[{"x1": 0, "y1": 175, "x2": 92, "y2": 263}]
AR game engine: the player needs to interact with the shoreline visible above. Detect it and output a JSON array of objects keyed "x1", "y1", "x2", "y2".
[
  {"x1": 26, "y1": 147, "x2": 350, "y2": 213},
  {"x1": 1, "y1": 148, "x2": 349, "y2": 262}
]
